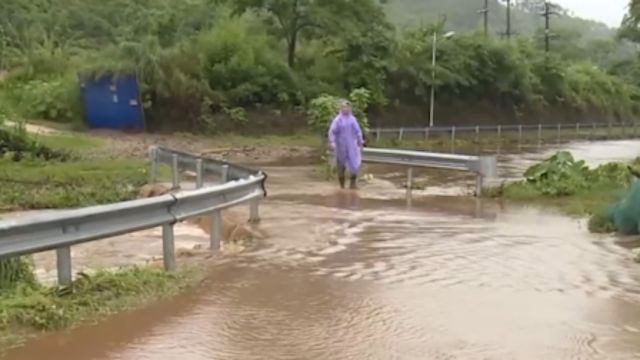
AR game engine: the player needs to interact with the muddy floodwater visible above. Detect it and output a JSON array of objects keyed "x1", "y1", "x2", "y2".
[{"x1": 5, "y1": 140, "x2": 640, "y2": 360}]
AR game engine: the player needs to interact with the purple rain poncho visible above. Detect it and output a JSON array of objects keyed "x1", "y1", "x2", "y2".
[{"x1": 328, "y1": 111, "x2": 364, "y2": 174}]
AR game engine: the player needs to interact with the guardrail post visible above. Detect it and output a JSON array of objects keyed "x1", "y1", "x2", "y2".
[
  {"x1": 211, "y1": 211, "x2": 222, "y2": 250},
  {"x1": 376, "y1": 128, "x2": 381, "y2": 142},
  {"x1": 450, "y1": 126, "x2": 456, "y2": 153},
  {"x1": 249, "y1": 199, "x2": 260, "y2": 223},
  {"x1": 196, "y1": 159, "x2": 204, "y2": 189},
  {"x1": 406, "y1": 167, "x2": 413, "y2": 198},
  {"x1": 398, "y1": 128, "x2": 404, "y2": 142},
  {"x1": 592, "y1": 122, "x2": 596, "y2": 140},
  {"x1": 475, "y1": 175, "x2": 483, "y2": 197},
  {"x1": 171, "y1": 154, "x2": 179, "y2": 189},
  {"x1": 556, "y1": 123, "x2": 561, "y2": 144},
  {"x1": 56, "y1": 247, "x2": 72, "y2": 286},
  {"x1": 221, "y1": 164, "x2": 229, "y2": 183},
  {"x1": 497, "y1": 125, "x2": 502, "y2": 141},
  {"x1": 576, "y1": 122, "x2": 580, "y2": 138},
  {"x1": 162, "y1": 223, "x2": 176, "y2": 271},
  {"x1": 424, "y1": 127, "x2": 429, "y2": 141},
  {"x1": 148, "y1": 147, "x2": 158, "y2": 183},
  {"x1": 537, "y1": 124, "x2": 542, "y2": 145},
  {"x1": 475, "y1": 125, "x2": 480, "y2": 144},
  {"x1": 518, "y1": 125, "x2": 523, "y2": 148}
]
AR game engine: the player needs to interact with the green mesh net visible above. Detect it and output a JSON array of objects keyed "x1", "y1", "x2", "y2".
[{"x1": 608, "y1": 179, "x2": 640, "y2": 235}]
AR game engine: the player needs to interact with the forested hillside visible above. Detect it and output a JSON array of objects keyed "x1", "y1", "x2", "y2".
[
  {"x1": 385, "y1": 0, "x2": 613, "y2": 37},
  {"x1": 0, "y1": 0, "x2": 639, "y2": 131}
]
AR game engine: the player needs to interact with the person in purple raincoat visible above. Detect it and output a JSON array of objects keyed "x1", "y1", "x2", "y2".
[{"x1": 328, "y1": 100, "x2": 364, "y2": 189}]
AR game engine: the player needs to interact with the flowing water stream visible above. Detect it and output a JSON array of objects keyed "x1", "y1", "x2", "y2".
[{"x1": 4, "y1": 140, "x2": 640, "y2": 360}]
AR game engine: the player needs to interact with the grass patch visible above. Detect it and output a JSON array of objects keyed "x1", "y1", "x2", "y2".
[
  {"x1": 485, "y1": 151, "x2": 638, "y2": 233},
  {"x1": 33, "y1": 133, "x2": 105, "y2": 152},
  {"x1": 0, "y1": 265, "x2": 200, "y2": 352},
  {"x1": 487, "y1": 180, "x2": 622, "y2": 217},
  {"x1": 0, "y1": 158, "x2": 148, "y2": 210}
]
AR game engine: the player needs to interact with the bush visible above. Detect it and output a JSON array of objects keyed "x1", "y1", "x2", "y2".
[
  {"x1": 0, "y1": 127, "x2": 72, "y2": 162},
  {"x1": 0, "y1": 257, "x2": 35, "y2": 291},
  {"x1": 307, "y1": 88, "x2": 372, "y2": 135},
  {"x1": 2, "y1": 76, "x2": 82, "y2": 124},
  {"x1": 522, "y1": 151, "x2": 590, "y2": 196}
]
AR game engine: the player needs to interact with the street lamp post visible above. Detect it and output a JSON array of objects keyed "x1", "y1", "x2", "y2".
[{"x1": 429, "y1": 31, "x2": 455, "y2": 128}]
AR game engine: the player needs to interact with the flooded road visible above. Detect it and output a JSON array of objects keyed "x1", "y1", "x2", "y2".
[{"x1": 5, "y1": 140, "x2": 640, "y2": 360}]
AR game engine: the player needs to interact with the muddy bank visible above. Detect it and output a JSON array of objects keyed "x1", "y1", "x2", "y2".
[{"x1": 83, "y1": 130, "x2": 317, "y2": 164}]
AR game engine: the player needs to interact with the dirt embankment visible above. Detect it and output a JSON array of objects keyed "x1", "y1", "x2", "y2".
[{"x1": 82, "y1": 130, "x2": 316, "y2": 164}]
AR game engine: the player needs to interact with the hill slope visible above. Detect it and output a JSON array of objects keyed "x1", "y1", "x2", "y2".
[{"x1": 384, "y1": 0, "x2": 615, "y2": 42}]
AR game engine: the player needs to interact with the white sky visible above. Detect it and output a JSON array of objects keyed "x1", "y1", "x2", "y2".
[{"x1": 555, "y1": 0, "x2": 628, "y2": 27}]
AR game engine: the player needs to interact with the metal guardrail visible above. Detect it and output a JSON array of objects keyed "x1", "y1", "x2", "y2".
[
  {"x1": 369, "y1": 122, "x2": 640, "y2": 153},
  {"x1": 362, "y1": 147, "x2": 496, "y2": 196},
  {"x1": 0, "y1": 146, "x2": 267, "y2": 285}
]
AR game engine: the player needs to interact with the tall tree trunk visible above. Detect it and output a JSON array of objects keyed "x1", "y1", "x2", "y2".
[
  {"x1": 287, "y1": 0, "x2": 299, "y2": 68},
  {"x1": 287, "y1": 31, "x2": 297, "y2": 68}
]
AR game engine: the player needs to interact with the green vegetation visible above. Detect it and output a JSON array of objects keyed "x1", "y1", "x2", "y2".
[
  {"x1": 307, "y1": 88, "x2": 372, "y2": 135},
  {"x1": 0, "y1": 124, "x2": 195, "y2": 352},
  {"x1": 1, "y1": 1, "x2": 639, "y2": 131},
  {"x1": 0, "y1": 126, "x2": 71, "y2": 161},
  {"x1": 0, "y1": 258, "x2": 36, "y2": 290},
  {"x1": 0, "y1": 158, "x2": 148, "y2": 211},
  {"x1": 486, "y1": 151, "x2": 639, "y2": 233},
  {"x1": 34, "y1": 133, "x2": 105, "y2": 152},
  {"x1": 386, "y1": 1, "x2": 610, "y2": 35},
  {"x1": 0, "y1": 121, "x2": 143, "y2": 211},
  {"x1": 0, "y1": 266, "x2": 200, "y2": 351}
]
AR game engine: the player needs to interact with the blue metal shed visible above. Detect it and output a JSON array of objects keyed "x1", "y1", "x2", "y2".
[{"x1": 81, "y1": 74, "x2": 145, "y2": 130}]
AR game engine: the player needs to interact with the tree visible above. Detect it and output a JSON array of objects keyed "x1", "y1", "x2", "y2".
[
  {"x1": 620, "y1": 0, "x2": 640, "y2": 42},
  {"x1": 232, "y1": 0, "x2": 386, "y2": 68}
]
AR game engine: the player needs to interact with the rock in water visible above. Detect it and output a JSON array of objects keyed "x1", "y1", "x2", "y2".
[
  {"x1": 139, "y1": 183, "x2": 172, "y2": 198},
  {"x1": 190, "y1": 209, "x2": 264, "y2": 244}
]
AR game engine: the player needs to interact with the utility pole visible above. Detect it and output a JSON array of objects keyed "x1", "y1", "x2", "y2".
[
  {"x1": 499, "y1": 0, "x2": 515, "y2": 39},
  {"x1": 429, "y1": 31, "x2": 455, "y2": 128},
  {"x1": 540, "y1": 1, "x2": 558, "y2": 53},
  {"x1": 478, "y1": 0, "x2": 489, "y2": 37},
  {"x1": 506, "y1": 0, "x2": 512, "y2": 39}
]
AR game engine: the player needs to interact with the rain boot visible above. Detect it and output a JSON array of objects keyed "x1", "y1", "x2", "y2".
[
  {"x1": 349, "y1": 175, "x2": 357, "y2": 189},
  {"x1": 339, "y1": 176, "x2": 346, "y2": 189}
]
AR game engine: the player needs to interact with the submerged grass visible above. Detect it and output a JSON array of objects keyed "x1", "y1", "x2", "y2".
[{"x1": 0, "y1": 265, "x2": 202, "y2": 352}]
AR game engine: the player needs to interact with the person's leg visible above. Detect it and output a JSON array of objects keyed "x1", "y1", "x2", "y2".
[
  {"x1": 349, "y1": 173, "x2": 357, "y2": 189},
  {"x1": 337, "y1": 161, "x2": 346, "y2": 189}
]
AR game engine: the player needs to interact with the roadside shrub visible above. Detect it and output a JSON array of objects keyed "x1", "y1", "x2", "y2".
[
  {"x1": 307, "y1": 88, "x2": 372, "y2": 135},
  {"x1": 3, "y1": 76, "x2": 81, "y2": 124},
  {"x1": 0, "y1": 257, "x2": 35, "y2": 291},
  {"x1": 0, "y1": 127, "x2": 71, "y2": 162}
]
